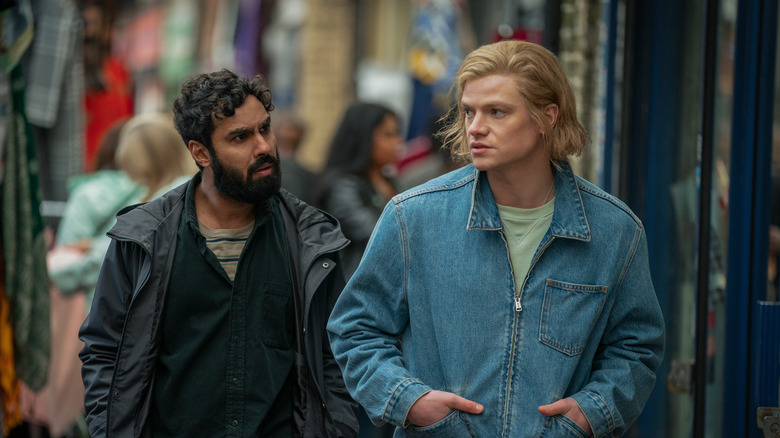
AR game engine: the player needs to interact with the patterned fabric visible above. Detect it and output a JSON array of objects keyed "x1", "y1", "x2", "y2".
[
  {"x1": 159, "y1": 0, "x2": 198, "y2": 103},
  {"x1": 2, "y1": 65, "x2": 50, "y2": 391},
  {"x1": 0, "y1": 0, "x2": 33, "y2": 73},
  {"x1": 0, "y1": 0, "x2": 34, "y2": 188},
  {"x1": 23, "y1": 0, "x2": 84, "y2": 201},
  {"x1": 0, "y1": 245, "x2": 22, "y2": 437},
  {"x1": 199, "y1": 221, "x2": 253, "y2": 281}
]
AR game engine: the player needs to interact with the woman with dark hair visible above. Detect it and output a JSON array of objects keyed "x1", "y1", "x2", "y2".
[
  {"x1": 317, "y1": 101, "x2": 402, "y2": 438},
  {"x1": 317, "y1": 102, "x2": 403, "y2": 279}
]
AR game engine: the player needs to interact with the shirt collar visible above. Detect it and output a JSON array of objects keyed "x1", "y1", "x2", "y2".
[{"x1": 467, "y1": 161, "x2": 590, "y2": 241}]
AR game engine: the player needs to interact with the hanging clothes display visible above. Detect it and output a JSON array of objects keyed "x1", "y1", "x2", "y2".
[
  {"x1": 2, "y1": 64, "x2": 50, "y2": 400},
  {"x1": 23, "y1": 0, "x2": 84, "y2": 202},
  {"x1": 159, "y1": 0, "x2": 198, "y2": 103},
  {"x1": 84, "y1": 60, "x2": 133, "y2": 171},
  {"x1": 405, "y1": 0, "x2": 469, "y2": 140},
  {"x1": 263, "y1": 0, "x2": 305, "y2": 108},
  {"x1": 0, "y1": 238, "x2": 20, "y2": 438},
  {"x1": 0, "y1": 2, "x2": 49, "y2": 435},
  {"x1": 234, "y1": 0, "x2": 271, "y2": 78}
]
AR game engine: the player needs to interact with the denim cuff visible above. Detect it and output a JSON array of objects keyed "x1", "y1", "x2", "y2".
[
  {"x1": 383, "y1": 378, "x2": 432, "y2": 427},
  {"x1": 571, "y1": 390, "x2": 616, "y2": 437}
]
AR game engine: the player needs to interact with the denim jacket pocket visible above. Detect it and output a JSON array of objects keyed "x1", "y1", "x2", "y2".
[
  {"x1": 541, "y1": 414, "x2": 589, "y2": 438},
  {"x1": 539, "y1": 279, "x2": 607, "y2": 356},
  {"x1": 405, "y1": 410, "x2": 475, "y2": 437}
]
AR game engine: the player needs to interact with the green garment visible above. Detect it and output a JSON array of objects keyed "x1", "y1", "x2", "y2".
[
  {"x1": 497, "y1": 198, "x2": 555, "y2": 292},
  {"x1": 56, "y1": 170, "x2": 142, "y2": 246},
  {"x1": 49, "y1": 170, "x2": 142, "y2": 308},
  {"x1": 2, "y1": 65, "x2": 50, "y2": 390}
]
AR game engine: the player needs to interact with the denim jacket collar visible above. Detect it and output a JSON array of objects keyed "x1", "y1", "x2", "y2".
[{"x1": 467, "y1": 161, "x2": 591, "y2": 242}]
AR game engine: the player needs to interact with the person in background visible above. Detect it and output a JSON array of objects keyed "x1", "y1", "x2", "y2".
[
  {"x1": 49, "y1": 113, "x2": 197, "y2": 312},
  {"x1": 316, "y1": 102, "x2": 404, "y2": 279},
  {"x1": 79, "y1": 69, "x2": 358, "y2": 437},
  {"x1": 19, "y1": 119, "x2": 141, "y2": 438},
  {"x1": 327, "y1": 40, "x2": 664, "y2": 437},
  {"x1": 49, "y1": 118, "x2": 142, "y2": 309},
  {"x1": 315, "y1": 102, "x2": 403, "y2": 438},
  {"x1": 275, "y1": 112, "x2": 316, "y2": 204},
  {"x1": 114, "y1": 112, "x2": 198, "y2": 203}
]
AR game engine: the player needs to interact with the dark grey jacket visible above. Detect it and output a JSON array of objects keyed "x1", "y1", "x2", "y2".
[{"x1": 78, "y1": 179, "x2": 358, "y2": 437}]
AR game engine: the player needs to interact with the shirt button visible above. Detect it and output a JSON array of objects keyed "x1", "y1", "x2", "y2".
[
  {"x1": 233, "y1": 377, "x2": 239, "y2": 384},
  {"x1": 232, "y1": 335, "x2": 239, "y2": 343},
  {"x1": 231, "y1": 420, "x2": 238, "y2": 427}
]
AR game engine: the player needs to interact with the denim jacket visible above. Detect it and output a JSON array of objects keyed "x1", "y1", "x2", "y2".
[{"x1": 327, "y1": 162, "x2": 664, "y2": 438}]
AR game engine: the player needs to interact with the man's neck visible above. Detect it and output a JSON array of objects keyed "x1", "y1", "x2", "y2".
[
  {"x1": 488, "y1": 165, "x2": 555, "y2": 209},
  {"x1": 194, "y1": 177, "x2": 256, "y2": 229}
]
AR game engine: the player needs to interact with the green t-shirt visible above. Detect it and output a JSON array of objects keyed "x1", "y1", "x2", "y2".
[{"x1": 497, "y1": 198, "x2": 555, "y2": 293}]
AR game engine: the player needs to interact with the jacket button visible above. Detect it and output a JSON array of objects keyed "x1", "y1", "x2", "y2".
[
  {"x1": 322, "y1": 262, "x2": 329, "y2": 268},
  {"x1": 114, "y1": 391, "x2": 119, "y2": 399},
  {"x1": 231, "y1": 420, "x2": 238, "y2": 426}
]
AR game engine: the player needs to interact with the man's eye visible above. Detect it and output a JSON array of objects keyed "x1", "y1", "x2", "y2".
[
  {"x1": 491, "y1": 109, "x2": 504, "y2": 116},
  {"x1": 464, "y1": 109, "x2": 473, "y2": 117}
]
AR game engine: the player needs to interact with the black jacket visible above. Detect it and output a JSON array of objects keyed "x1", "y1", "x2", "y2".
[
  {"x1": 78, "y1": 179, "x2": 358, "y2": 437},
  {"x1": 318, "y1": 174, "x2": 392, "y2": 277}
]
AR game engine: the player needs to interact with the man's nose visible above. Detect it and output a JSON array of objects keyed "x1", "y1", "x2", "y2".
[
  {"x1": 253, "y1": 132, "x2": 273, "y2": 156},
  {"x1": 468, "y1": 113, "x2": 487, "y2": 136}
]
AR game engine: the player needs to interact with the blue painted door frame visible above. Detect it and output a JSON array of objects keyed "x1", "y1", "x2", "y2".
[
  {"x1": 723, "y1": 0, "x2": 778, "y2": 437},
  {"x1": 619, "y1": 0, "x2": 680, "y2": 432},
  {"x1": 614, "y1": 0, "x2": 778, "y2": 436}
]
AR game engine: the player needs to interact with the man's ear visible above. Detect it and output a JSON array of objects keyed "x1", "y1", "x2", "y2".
[
  {"x1": 542, "y1": 103, "x2": 559, "y2": 131},
  {"x1": 189, "y1": 140, "x2": 211, "y2": 168}
]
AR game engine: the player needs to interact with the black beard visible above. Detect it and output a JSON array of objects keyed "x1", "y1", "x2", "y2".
[{"x1": 210, "y1": 150, "x2": 282, "y2": 204}]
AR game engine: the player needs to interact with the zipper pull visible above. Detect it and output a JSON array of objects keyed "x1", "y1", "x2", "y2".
[{"x1": 514, "y1": 296, "x2": 522, "y2": 312}]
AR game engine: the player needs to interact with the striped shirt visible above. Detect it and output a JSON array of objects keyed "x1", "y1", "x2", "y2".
[{"x1": 199, "y1": 220, "x2": 254, "y2": 281}]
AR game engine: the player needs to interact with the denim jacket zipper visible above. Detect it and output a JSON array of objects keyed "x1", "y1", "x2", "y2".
[
  {"x1": 502, "y1": 230, "x2": 555, "y2": 312},
  {"x1": 499, "y1": 231, "x2": 556, "y2": 436}
]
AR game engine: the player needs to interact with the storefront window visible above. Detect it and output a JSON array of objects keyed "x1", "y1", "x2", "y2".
[
  {"x1": 703, "y1": 1, "x2": 738, "y2": 436},
  {"x1": 664, "y1": 1, "x2": 735, "y2": 436},
  {"x1": 769, "y1": 5, "x2": 780, "y2": 304}
]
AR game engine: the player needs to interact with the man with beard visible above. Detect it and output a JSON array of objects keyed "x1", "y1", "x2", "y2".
[{"x1": 78, "y1": 69, "x2": 358, "y2": 438}]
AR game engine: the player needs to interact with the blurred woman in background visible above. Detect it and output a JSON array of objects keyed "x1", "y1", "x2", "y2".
[
  {"x1": 316, "y1": 102, "x2": 404, "y2": 278},
  {"x1": 316, "y1": 101, "x2": 403, "y2": 438},
  {"x1": 115, "y1": 112, "x2": 198, "y2": 203}
]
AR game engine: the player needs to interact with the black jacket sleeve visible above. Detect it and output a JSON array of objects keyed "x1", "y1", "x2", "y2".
[
  {"x1": 324, "y1": 176, "x2": 383, "y2": 248},
  {"x1": 78, "y1": 239, "x2": 146, "y2": 437},
  {"x1": 318, "y1": 262, "x2": 358, "y2": 437}
]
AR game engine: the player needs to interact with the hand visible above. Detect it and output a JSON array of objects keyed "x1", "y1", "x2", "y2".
[
  {"x1": 538, "y1": 398, "x2": 593, "y2": 436},
  {"x1": 66, "y1": 238, "x2": 93, "y2": 253},
  {"x1": 406, "y1": 390, "x2": 484, "y2": 427}
]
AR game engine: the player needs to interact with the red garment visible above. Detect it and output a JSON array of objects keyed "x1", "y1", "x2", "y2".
[{"x1": 84, "y1": 58, "x2": 133, "y2": 171}]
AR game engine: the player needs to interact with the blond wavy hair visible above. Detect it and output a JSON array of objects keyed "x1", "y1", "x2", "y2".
[
  {"x1": 115, "y1": 113, "x2": 198, "y2": 201},
  {"x1": 439, "y1": 40, "x2": 589, "y2": 164}
]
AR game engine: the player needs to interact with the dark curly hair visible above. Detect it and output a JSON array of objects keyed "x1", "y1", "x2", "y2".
[{"x1": 172, "y1": 69, "x2": 274, "y2": 153}]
